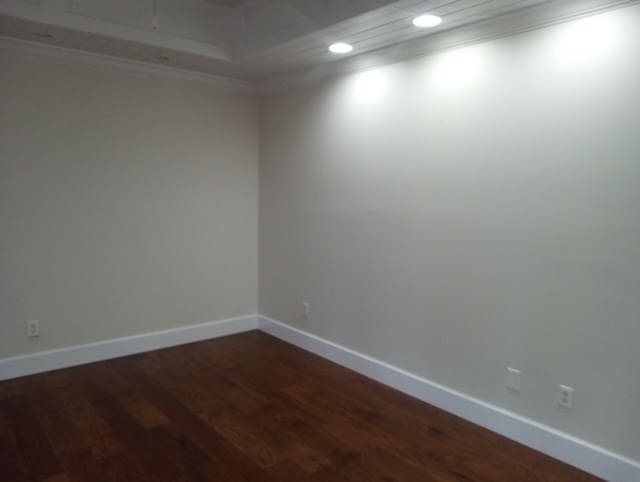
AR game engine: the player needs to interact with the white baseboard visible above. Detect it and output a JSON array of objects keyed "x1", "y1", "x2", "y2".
[
  {"x1": 0, "y1": 315, "x2": 258, "y2": 381},
  {"x1": 258, "y1": 315, "x2": 640, "y2": 482},
  {"x1": 2, "y1": 313, "x2": 637, "y2": 480}
]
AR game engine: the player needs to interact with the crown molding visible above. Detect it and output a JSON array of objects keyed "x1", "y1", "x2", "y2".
[
  {"x1": 257, "y1": 0, "x2": 640, "y2": 93},
  {"x1": 0, "y1": 0, "x2": 229, "y2": 61},
  {"x1": 0, "y1": 36, "x2": 256, "y2": 93}
]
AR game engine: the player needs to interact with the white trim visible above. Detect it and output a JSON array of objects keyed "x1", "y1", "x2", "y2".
[
  {"x1": 0, "y1": 315, "x2": 258, "y2": 381},
  {"x1": 0, "y1": 37, "x2": 255, "y2": 93},
  {"x1": 2, "y1": 313, "x2": 637, "y2": 480},
  {"x1": 258, "y1": 316, "x2": 640, "y2": 482},
  {"x1": 0, "y1": 0, "x2": 229, "y2": 61}
]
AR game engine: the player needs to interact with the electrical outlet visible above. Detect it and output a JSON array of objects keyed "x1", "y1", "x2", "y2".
[
  {"x1": 26, "y1": 320, "x2": 40, "y2": 338},
  {"x1": 559, "y1": 385, "x2": 574, "y2": 410},
  {"x1": 302, "y1": 302, "x2": 311, "y2": 320},
  {"x1": 506, "y1": 367, "x2": 521, "y2": 393}
]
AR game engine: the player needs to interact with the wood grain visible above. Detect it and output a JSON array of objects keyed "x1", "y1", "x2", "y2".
[{"x1": 0, "y1": 331, "x2": 601, "y2": 482}]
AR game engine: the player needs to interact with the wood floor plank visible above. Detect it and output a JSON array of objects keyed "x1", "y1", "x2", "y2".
[
  {"x1": 44, "y1": 476, "x2": 71, "y2": 482},
  {"x1": 0, "y1": 396, "x2": 62, "y2": 481},
  {"x1": 0, "y1": 331, "x2": 602, "y2": 481},
  {"x1": 0, "y1": 378, "x2": 25, "y2": 400},
  {"x1": 85, "y1": 383, "x2": 198, "y2": 482},
  {"x1": 24, "y1": 384, "x2": 148, "y2": 482},
  {"x1": 110, "y1": 361, "x2": 282, "y2": 482},
  {"x1": 0, "y1": 407, "x2": 31, "y2": 482}
]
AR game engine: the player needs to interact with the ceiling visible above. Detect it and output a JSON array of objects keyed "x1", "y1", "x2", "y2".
[{"x1": 0, "y1": 0, "x2": 637, "y2": 84}]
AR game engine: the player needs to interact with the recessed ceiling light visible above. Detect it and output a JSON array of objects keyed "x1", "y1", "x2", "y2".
[
  {"x1": 413, "y1": 14, "x2": 442, "y2": 28},
  {"x1": 329, "y1": 42, "x2": 353, "y2": 54}
]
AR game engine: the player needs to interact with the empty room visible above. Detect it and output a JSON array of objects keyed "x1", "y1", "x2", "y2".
[{"x1": 1, "y1": 0, "x2": 639, "y2": 481}]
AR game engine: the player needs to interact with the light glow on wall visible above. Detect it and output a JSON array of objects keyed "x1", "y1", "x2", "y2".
[
  {"x1": 352, "y1": 69, "x2": 388, "y2": 103},
  {"x1": 557, "y1": 15, "x2": 615, "y2": 60},
  {"x1": 432, "y1": 48, "x2": 483, "y2": 88}
]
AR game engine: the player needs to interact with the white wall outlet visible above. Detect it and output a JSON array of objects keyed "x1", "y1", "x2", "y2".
[
  {"x1": 506, "y1": 367, "x2": 521, "y2": 393},
  {"x1": 559, "y1": 385, "x2": 574, "y2": 410},
  {"x1": 26, "y1": 320, "x2": 40, "y2": 338},
  {"x1": 302, "y1": 302, "x2": 311, "y2": 320}
]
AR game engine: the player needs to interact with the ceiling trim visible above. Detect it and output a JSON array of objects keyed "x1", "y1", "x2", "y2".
[
  {"x1": 257, "y1": 0, "x2": 640, "y2": 93},
  {"x1": 0, "y1": 36, "x2": 255, "y2": 93},
  {"x1": 0, "y1": 0, "x2": 229, "y2": 61}
]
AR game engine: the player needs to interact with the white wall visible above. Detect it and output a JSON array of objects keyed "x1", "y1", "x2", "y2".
[
  {"x1": 259, "y1": 5, "x2": 640, "y2": 462},
  {"x1": 0, "y1": 51, "x2": 259, "y2": 358}
]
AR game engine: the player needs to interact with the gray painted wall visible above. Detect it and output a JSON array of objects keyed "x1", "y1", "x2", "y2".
[
  {"x1": 0, "y1": 52, "x2": 259, "y2": 358},
  {"x1": 259, "y1": 5, "x2": 640, "y2": 461}
]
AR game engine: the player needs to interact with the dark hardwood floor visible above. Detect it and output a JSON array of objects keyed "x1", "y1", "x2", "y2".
[{"x1": 0, "y1": 331, "x2": 601, "y2": 482}]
